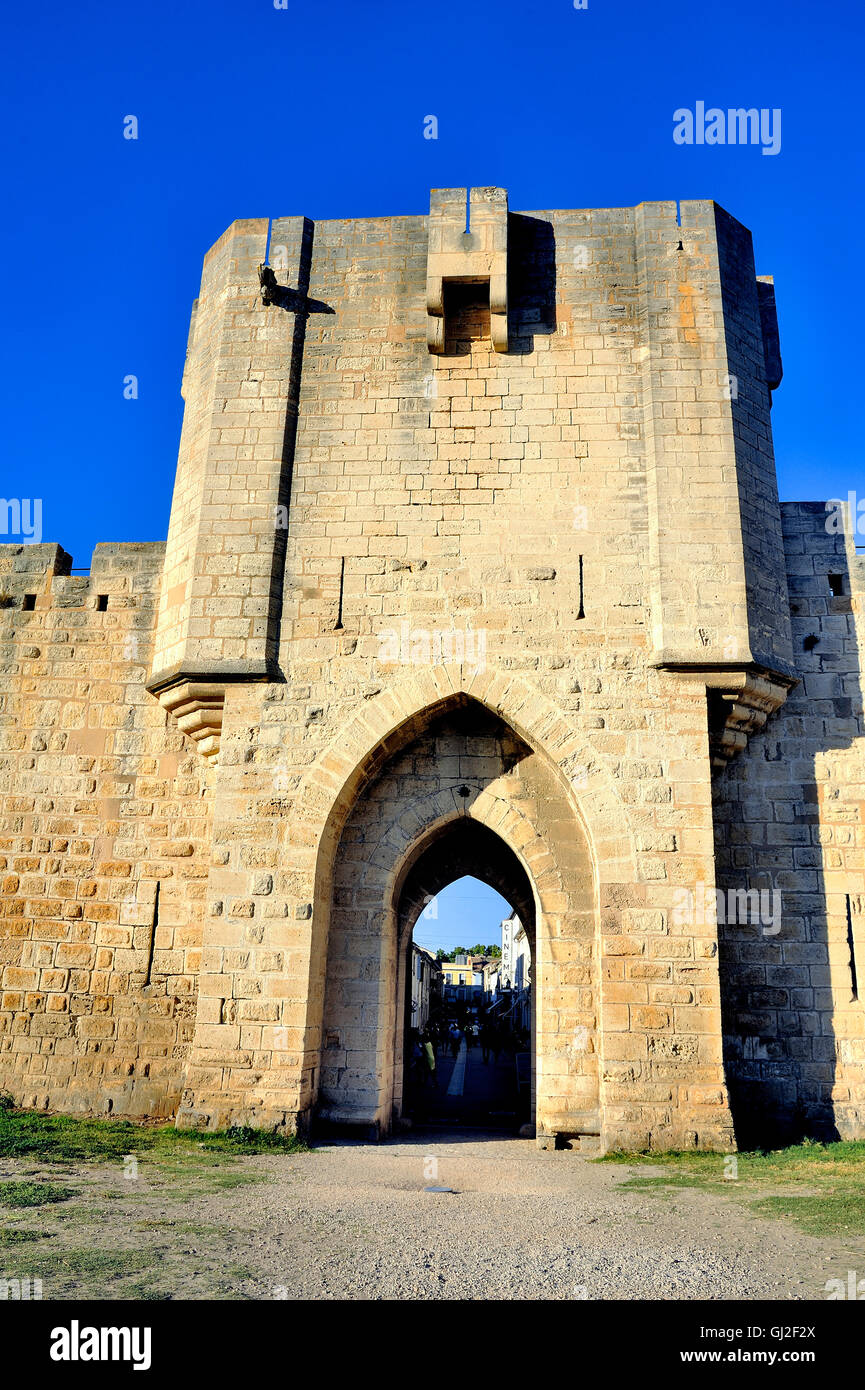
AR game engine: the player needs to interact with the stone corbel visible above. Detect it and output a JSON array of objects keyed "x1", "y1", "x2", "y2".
[
  {"x1": 146, "y1": 660, "x2": 277, "y2": 764},
  {"x1": 705, "y1": 670, "x2": 795, "y2": 767},
  {"x1": 663, "y1": 666, "x2": 797, "y2": 769},
  {"x1": 427, "y1": 186, "x2": 508, "y2": 354},
  {"x1": 156, "y1": 681, "x2": 225, "y2": 763}
]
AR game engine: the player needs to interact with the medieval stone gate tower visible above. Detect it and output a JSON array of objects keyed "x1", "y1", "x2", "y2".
[{"x1": 1, "y1": 189, "x2": 863, "y2": 1151}]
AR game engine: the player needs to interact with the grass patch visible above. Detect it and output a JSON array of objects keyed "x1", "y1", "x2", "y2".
[
  {"x1": 0, "y1": 1180, "x2": 77, "y2": 1208},
  {"x1": 750, "y1": 1193, "x2": 865, "y2": 1237},
  {"x1": 0, "y1": 1242, "x2": 259, "y2": 1300},
  {"x1": 9, "y1": 1247, "x2": 156, "y2": 1281},
  {"x1": 599, "y1": 1140, "x2": 865, "y2": 1237},
  {"x1": 601, "y1": 1138, "x2": 865, "y2": 1175},
  {"x1": 613, "y1": 1172, "x2": 707, "y2": 1193},
  {"x1": 194, "y1": 1125, "x2": 309, "y2": 1156},
  {"x1": 0, "y1": 1228, "x2": 45, "y2": 1245},
  {"x1": 143, "y1": 1169, "x2": 267, "y2": 1199},
  {"x1": 0, "y1": 1108, "x2": 308, "y2": 1165},
  {"x1": 0, "y1": 1106, "x2": 305, "y2": 1299}
]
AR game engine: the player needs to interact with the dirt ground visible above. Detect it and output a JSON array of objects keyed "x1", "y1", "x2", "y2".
[{"x1": 2, "y1": 1131, "x2": 863, "y2": 1301}]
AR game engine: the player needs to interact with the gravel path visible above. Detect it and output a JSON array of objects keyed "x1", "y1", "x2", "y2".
[
  {"x1": 8, "y1": 1131, "x2": 861, "y2": 1300},
  {"x1": 207, "y1": 1133, "x2": 863, "y2": 1301}
]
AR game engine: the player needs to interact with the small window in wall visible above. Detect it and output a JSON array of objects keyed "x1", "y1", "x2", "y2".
[
  {"x1": 443, "y1": 280, "x2": 491, "y2": 354},
  {"x1": 22, "y1": 594, "x2": 36, "y2": 611},
  {"x1": 96, "y1": 594, "x2": 108, "y2": 611},
  {"x1": 828, "y1": 573, "x2": 846, "y2": 597}
]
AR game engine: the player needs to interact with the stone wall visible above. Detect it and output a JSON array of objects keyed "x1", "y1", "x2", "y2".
[
  {"x1": 0, "y1": 542, "x2": 212, "y2": 1117},
  {"x1": 714, "y1": 503, "x2": 865, "y2": 1145}
]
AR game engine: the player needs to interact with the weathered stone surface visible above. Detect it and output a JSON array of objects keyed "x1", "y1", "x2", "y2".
[{"x1": 0, "y1": 191, "x2": 861, "y2": 1152}]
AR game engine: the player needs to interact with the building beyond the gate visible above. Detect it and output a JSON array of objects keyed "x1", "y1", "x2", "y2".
[{"x1": 1, "y1": 189, "x2": 863, "y2": 1153}]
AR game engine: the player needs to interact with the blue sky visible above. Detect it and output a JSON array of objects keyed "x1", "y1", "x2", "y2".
[
  {"x1": 1, "y1": 0, "x2": 861, "y2": 566},
  {"x1": 412, "y1": 878, "x2": 512, "y2": 956},
  {"x1": 2, "y1": 0, "x2": 862, "y2": 931}
]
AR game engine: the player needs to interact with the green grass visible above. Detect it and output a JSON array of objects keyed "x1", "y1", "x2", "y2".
[
  {"x1": 0, "y1": 1228, "x2": 45, "y2": 1245},
  {"x1": 0, "y1": 1104, "x2": 303, "y2": 1299},
  {"x1": 0, "y1": 1180, "x2": 77, "y2": 1208},
  {"x1": 0, "y1": 1107, "x2": 308, "y2": 1165},
  {"x1": 750, "y1": 1193, "x2": 865, "y2": 1237},
  {"x1": 9, "y1": 1247, "x2": 156, "y2": 1282},
  {"x1": 599, "y1": 1139, "x2": 865, "y2": 1237},
  {"x1": 139, "y1": 1163, "x2": 267, "y2": 1198},
  {"x1": 0, "y1": 1245, "x2": 257, "y2": 1300},
  {"x1": 601, "y1": 1137, "x2": 865, "y2": 1170},
  {"x1": 612, "y1": 1172, "x2": 703, "y2": 1192}
]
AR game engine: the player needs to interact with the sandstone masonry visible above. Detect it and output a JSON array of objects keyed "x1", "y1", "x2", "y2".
[{"x1": 1, "y1": 189, "x2": 862, "y2": 1151}]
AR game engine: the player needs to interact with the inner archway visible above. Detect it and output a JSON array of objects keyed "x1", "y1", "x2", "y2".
[{"x1": 398, "y1": 845, "x2": 535, "y2": 1133}]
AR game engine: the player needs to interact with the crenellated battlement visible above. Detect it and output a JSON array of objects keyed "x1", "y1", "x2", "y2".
[{"x1": 0, "y1": 541, "x2": 165, "y2": 614}]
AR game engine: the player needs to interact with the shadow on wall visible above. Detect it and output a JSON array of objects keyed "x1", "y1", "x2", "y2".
[
  {"x1": 507, "y1": 214, "x2": 557, "y2": 352},
  {"x1": 715, "y1": 503, "x2": 863, "y2": 1149}
]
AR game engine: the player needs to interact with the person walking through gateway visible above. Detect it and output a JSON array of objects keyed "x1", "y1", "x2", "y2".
[{"x1": 421, "y1": 1029, "x2": 437, "y2": 1087}]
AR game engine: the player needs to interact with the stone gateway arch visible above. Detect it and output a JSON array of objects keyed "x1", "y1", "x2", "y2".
[{"x1": 0, "y1": 189, "x2": 863, "y2": 1152}]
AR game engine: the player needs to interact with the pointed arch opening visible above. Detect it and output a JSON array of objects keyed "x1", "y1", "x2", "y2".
[
  {"x1": 309, "y1": 697, "x2": 598, "y2": 1145},
  {"x1": 397, "y1": 830, "x2": 535, "y2": 1132}
]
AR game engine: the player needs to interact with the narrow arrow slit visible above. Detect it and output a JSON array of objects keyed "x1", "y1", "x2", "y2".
[
  {"x1": 145, "y1": 882, "x2": 160, "y2": 986},
  {"x1": 334, "y1": 556, "x2": 345, "y2": 631}
]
